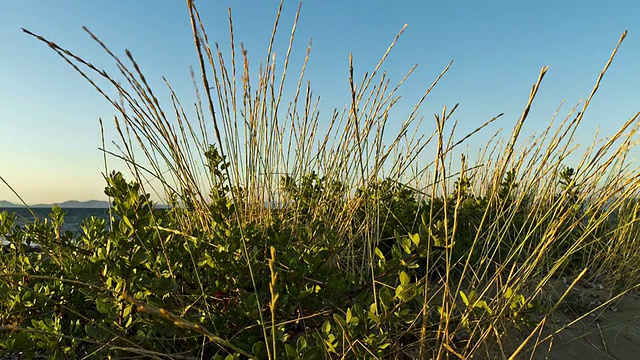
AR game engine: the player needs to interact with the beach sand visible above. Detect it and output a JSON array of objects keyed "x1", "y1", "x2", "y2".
[{"x1": 530, "y1": 278, "x2": 640, "y2": 360}]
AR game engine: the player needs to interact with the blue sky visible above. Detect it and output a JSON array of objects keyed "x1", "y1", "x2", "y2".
[{"x1": 1, "y1": 1, "x2": 639, "y2": 203}]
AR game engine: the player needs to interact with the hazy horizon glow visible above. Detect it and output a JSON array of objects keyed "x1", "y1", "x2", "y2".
[{"x1": 1, "y1": 1, "x2": 639, "y2": 204}]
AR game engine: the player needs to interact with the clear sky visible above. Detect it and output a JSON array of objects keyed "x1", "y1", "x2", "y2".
[{"x1": 1, "y1": 1, "x2": 639, "y2": 204}]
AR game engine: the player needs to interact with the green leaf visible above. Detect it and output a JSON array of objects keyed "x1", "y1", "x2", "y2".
[
  {"x1": 252, "y1": 341, "x2": 266, "y2": 357},
  {"x1": 396, "y1": 288, "x2": 413, "y2": 302},
  {"x1": 379, "y1": 287, "x2": 393, "y2": 309},
  {"x1": 302, "y1": 348, "x2": 322, "y2": 360},
  {"x1": 333, "y1": 313, "x2": 347, "y2": 328},
  {"x1": 95, "y1": 297, "x2": 112, "y2": 314},
  {"x1": 399, "y1": 271, "x2": 410, "y2": 287},
  {"x1": 125, "y1": 315, "x2": 133, "y2": 328},
  {"x1": 409, "y1": 233, "x2": 420, "y2": 246},
  {"x1": 123, "y1": 304, "x2": 132, "y2": 318},
  {"x1": 468, "y1": 290, "x2": 477, "y2": 304},
  {"x1": 296, "y1": 336, "x2": 307, "y2": 351},
  {"x1": 368, "y1": 303, "x2": 379, "y2": 322},
  {"x1": 322, "y1": 321, "x2": 331, "y2": 334},
  {"x1": 131, "y1": 247, "x2": 149, "y2": 267},
  {"x1": 285, "y1": 343, "x2": 297, "y2": 356},
  {"x1": 391, "y1": 245, "x2": 402, "y2": 260},
  {"x1": 85, "y1": 324, "x2": 100, "y2": 340},
  {"x1": 477, "y1": 300, "x2": 492, "y2": 314},
  {"x1": 122, "y1": 216, "x2": 134, "y2": 230},
  {"x1": 401, "y1": 238, "x2": 412, "y2": 254},
  {"x1": 505, "y1": 287, "x2": 513, "y2": 299},
  {"x1": 460, "y1": 290, "x2": 469, "y2": 306},
  {"x1": 374, "y1": 247, "x2": 385, "y2": 261}
]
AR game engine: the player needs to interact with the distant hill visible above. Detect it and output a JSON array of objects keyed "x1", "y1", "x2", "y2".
[
  {"x1": 0, "y1": 200, "x2": 110, "y2": 208},
  {"x1": 0, "y1": 200, "x2": 21, "y2": 208}
]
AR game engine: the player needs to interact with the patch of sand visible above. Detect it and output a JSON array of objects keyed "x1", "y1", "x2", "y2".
[{"x1": 530, "y1": 278, "x2": 640, "y2": 360}]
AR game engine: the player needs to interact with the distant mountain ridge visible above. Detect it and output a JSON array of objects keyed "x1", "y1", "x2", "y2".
[{"x1": 0, "y1": 200, "x2": 110, "y2": 208}]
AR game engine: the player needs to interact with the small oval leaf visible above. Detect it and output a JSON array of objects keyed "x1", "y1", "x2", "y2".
[{"x1": 399, "y1": 271, "x2": 410, "y2": 286}]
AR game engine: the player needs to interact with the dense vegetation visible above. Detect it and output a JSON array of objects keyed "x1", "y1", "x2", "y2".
[{"x1": 2, "y1": 2, "x2": 639, "y2": 359}]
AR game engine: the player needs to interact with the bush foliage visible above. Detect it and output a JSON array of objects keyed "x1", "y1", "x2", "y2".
[{"x1": 2, "y1": 160, "x2": 639, "y2": 358}]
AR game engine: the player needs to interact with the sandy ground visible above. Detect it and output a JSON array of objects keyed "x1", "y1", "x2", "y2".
[{"x1": 528, "y1": 278, "x2": 640, "y2": 360}]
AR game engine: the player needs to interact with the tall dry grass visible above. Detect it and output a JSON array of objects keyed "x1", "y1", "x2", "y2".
[{"x1": 12, "y1": 0, "x2": 640, "y2": 358}]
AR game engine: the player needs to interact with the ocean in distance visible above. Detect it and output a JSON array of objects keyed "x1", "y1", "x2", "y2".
[{"x1": 0, "y1": 207, "x2": 111, "y2": 245}]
